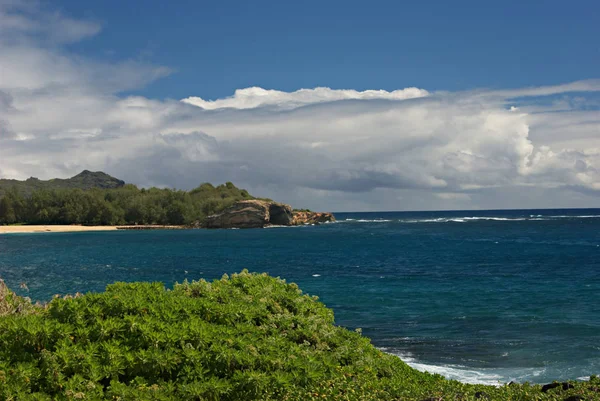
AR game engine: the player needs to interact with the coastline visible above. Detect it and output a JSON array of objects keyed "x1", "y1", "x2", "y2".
[{"x1": 0, "y1": 225, "x2": 185, "y2": 234}]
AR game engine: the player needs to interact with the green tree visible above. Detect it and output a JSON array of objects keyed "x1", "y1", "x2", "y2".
[{"x1": 0, "y1": 196, "x2": 16, "y2": 224}]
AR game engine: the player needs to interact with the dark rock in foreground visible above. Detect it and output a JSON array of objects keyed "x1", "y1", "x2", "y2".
[{"x1": 203, "y1": 200, "x2": 335, "y2": 229}]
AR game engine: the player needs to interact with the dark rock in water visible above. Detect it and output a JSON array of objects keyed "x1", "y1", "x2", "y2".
[
  {"x1": 542, "y1": 382, "x2": 561, "y2": 393},
  {"x1": 563, "y1": 396, "x2": 584, "y2": 401},
  {"x1": 269, "y1": 202, "x2": 293, "y2": 225},
  {"x1": 562, "y1": 382, "x2": 575, "y2": 391},
  {"x1": 475, "y1": 391, "x2": 489, "y2": 399},
  {"x1": 507, "y1": 381, "x2": 517, "y2": 386}
]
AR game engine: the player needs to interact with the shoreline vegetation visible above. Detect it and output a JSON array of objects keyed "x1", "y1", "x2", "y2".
[
  {"x1": 0, "y1": 171, "x2": 334, "y2": 230},
  {"x1": 1, "y1": 272, "x2": 598, "y2": 400}
]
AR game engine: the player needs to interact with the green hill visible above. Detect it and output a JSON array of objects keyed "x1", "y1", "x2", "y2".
[
  {"x1": 0, "y1": 171, "x2": 258, "y2": 226},
  {"x1": 0, "y1": 271, "x2": 597, "y2": 400},
  {"x1": 0, "y1": 170, "x2": 125, "y2": 198}
]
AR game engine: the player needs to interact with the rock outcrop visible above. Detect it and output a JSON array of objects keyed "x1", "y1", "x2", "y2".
[
  {"x1": 292, "y1": 211, "x2": 336, "y2": 225},
  {"x1": 269, "y1": 203, "x2": 294, "y2": 225},
  {"x1": 204, "y1": 200, "x2": 270, "y2": 229},
  {"x1": 203, "y1": 200, "x2": 334, "y2": 229}
]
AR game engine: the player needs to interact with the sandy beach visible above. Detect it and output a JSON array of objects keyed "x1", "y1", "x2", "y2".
[
  {"x1": 0, "y1": 225, "x2": 189, "y2": 234},
  {"x1": 0, "y1": 225, "x2": 119, "y2": 234}
]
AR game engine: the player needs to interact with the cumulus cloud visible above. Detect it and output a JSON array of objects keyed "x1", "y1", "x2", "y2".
[
  {"x1": 182, "y1": 86, "x2": 430, "y2": 110},
  {"x1": 1, "y1": 2, "x2": 600, "y2": 211}
]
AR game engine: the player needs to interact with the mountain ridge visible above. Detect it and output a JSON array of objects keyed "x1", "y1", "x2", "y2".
[{"x1": 0, "y1": 170, "x2": 125, "y2": 198}]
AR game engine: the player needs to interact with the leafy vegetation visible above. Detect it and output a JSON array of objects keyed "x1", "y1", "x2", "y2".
[
  {"x1": 0, "y1": 271, "x2": 598, "y2": 400},
  {"x1": 0, "y1": 180, "x2": 256, "y2": 226},
  {"x1": 0, "y1": 171, "x2": 125, "y2": 199},
  {"x1": 0, "y1": 280, "x2": 38, "y2": 317}
]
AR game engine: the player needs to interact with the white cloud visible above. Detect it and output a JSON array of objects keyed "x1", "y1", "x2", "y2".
[
  {"x1": 484, "y1": 80, "x2": 600, "y2": 99},
  {"x1": 182, "y1": 86, "x2": 430, "y2": 110},
  {"x1": 436, "y1": 193, "x2": 472, "y2": 201},
  {"x1": 0, "y1": 2, "x2": 599, "y2": 211},
  {"x1": 0, "y1": 0, "x2": 100, "y2": 45}
]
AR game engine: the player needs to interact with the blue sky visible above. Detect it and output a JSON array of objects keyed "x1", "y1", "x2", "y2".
[
  {"x1": 54, "y1": 0, "x2": 600, "y2": 100},
  {"x1": 1, "y1": 0, "x2": 599, "y2": 211}
]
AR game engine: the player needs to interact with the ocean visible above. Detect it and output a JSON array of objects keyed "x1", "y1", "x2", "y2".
[{"x1": 1, "y1": 208, "x2": 599, "y2": 385}]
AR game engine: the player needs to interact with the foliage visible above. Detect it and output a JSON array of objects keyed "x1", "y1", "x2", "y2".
[
  {"x1": 0, "y1": 280, "x2": 37, "y2": 317},
  {"x1": 0, "y1": 180, "x2": 255, "y2": 226},
  {"x1": 0, "y1": 272, "x2": 598, "y2": 400}
]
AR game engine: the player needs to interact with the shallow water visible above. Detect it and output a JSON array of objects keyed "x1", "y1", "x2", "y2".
[{"x1": 1, "y1": 208, "x2": 599, "y2": 385}]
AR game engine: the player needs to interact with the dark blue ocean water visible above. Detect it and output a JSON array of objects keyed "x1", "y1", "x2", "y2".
[{"x1": 1, "y1": 208, "x2": 600, "y2": 385}]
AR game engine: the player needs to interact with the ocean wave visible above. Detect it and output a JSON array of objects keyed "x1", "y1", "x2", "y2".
[
  {"x1": 338, "y1": 215, "x2": 600, "y2": 224},
  {"x1": 548, "y1": 215, "x2": 600, "y2": 219},
  {"x1": 385, "y1": 351, "x2": 547, "y2": 386},
  {"x1": 403, "y1": 217, "x2": 529, "y2": 223},
  {"x1": 340, "y1": 219, "x2": 392, "y2": 223}
]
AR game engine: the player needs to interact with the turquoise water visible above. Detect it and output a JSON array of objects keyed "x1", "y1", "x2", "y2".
[{"x1": 1, "y1": 208, "x2": 600, "y2": 385}]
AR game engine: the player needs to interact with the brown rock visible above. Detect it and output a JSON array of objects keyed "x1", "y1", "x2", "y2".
[
  {"x1": 292, "y1": 211, "x2": 336, "y2": 225},
  {"x1": 203, "y1": 200, "x2": 335, "y2": 229},
  {"x1": 204, "y1": 200, "x2": 270, "y2": 229}
]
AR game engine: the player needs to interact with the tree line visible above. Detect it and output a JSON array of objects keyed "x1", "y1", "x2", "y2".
[{"x1": 0, "y1": 182, "x2": 256, "y2": 226}]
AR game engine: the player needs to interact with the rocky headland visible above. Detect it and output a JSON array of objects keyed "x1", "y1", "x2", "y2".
[{"x1": 203, "y1": 200, "x2": 335, "y2": 229}]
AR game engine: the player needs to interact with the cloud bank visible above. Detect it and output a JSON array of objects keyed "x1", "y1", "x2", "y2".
[{"x1": 1, "y1": 2, "x2": 599, "y2": 211}]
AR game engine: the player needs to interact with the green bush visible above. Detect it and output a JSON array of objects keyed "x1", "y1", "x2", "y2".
[{"x1": 0, "y1": 272, "x2": 598, "y2": 400}]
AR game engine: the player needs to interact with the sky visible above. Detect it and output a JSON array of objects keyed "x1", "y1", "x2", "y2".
[{"x1": 0, "y1": 0, "x2": 599, "y2": 211}]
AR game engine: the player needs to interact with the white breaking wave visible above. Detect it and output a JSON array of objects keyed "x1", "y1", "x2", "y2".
[
  {"x1": 340, "y1": 219, "x2": 392, "y2": 223},
  {"x1": 387, "y1": 351, "x2": 546, "y2": 386},
  {"x1": 338, "y1": 215, "x2": 600, "y2": 224}
]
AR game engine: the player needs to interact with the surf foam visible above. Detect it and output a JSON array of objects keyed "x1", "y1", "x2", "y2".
[{"x1": 383, "y1": 350, "x2": 549, "y2": 386}]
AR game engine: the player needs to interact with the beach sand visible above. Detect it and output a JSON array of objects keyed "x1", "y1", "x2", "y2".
[
  {"x1": 0, "y1": 225, "x2": 187, "y2": 234},
  {"x1": 0, "y1": 225, "x2": 119, "y2": 234}
]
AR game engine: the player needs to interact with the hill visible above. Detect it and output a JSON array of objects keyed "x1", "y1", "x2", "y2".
[
  {"x1": 0, "y1": 171, "x2": 333, "y2": 228},
  {"x1": 0, "y1": 171, "x2": 262, "y2": 226},
  {"x1": 0, "y1": 170, "x2": 125, "y2": 198}
]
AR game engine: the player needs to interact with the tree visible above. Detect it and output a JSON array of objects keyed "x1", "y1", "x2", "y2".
[{"x1": 0, "y1": 197, "x2": 16, "y2": 224}]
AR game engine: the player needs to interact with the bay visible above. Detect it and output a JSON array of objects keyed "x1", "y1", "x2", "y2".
[{"x1": 1, "y1": 208, "x2": 600, "y2": 385}]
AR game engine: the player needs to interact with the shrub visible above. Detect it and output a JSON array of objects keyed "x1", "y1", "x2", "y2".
[{"x1": 0, "y1": 272, "x2": 598, "y2": 400}]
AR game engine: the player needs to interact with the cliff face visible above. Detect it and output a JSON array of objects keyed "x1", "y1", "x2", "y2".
[
  {"x1": 269, "y1": 203, "x2": 294, "y2": 225},
  {"x1": 203, "y1": 200, "x2": 270, "y2": 229},
  {"x1": 203, "y1": 200, "x2": 334, "y2": 229}
]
